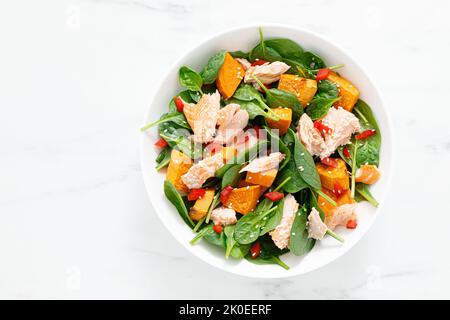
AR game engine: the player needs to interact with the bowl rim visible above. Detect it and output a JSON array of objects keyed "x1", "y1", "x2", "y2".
[{"x1": 139, "y1": 23, "x2": 394, "y2": 279}]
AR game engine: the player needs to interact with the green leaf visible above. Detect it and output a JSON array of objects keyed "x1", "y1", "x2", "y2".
[
  {"x1": 221, "y1": 164, "x2": 242, "y2": 189},
  {"x1": 215, "y1": 140, "x2": 268, "y2": 178},
  {"x1": 227, "y1": 99, "x2": 268, "y2": 119},
  {"x1": 353, "y1": 99, "x2": 381, "y2": 167},
  {"x1": 159, "y1": 123, "x2": 203, "y2": 160},
  {"x1": 203, "y1": 224, "x2": 226, "y2": 248},
  {"x1": 230, "y1": 50, "x2": 249, "y2": 59},
  {"x1": 289, "y1": 206, "x2": 315, "y2": 256},
  {"x1": 290, "y1": 128, "x2": 321, "y2": 190},
  {"x1": 155, "y1": 147, "x2": 171, "y2": 171},
  {"x1": 179, "y1": 66, "x2": 203, "y2": 93},
  {"x1": 252, "y1": 77, "x2": 302, "y2": 122},
  {"x1": 355, "y1": 183, "x2": 379, "y2": 207},
  {"x1": 315, "y1": 80, "x2": 339, "y2": 99},
  {"x1": 302, "y1": 51, "x2": 326, "y2": 69},
  {"x1": 141, "y1": 111, "x2": 190, "y2": 131},
  {"x1": 260, "y1": 198, "x2": 284, "y2": 235},
  {"x1": 224, "y1": 225, "x2": 250, "y2": 259},
  {"x1": 164, "y1": 180, "x2": 194, "y2": 228},
  {"x1": 234, "y1": 204, "x2": 278, "y2": 245},
  {"x1": 200, "y1": 51, "x2": 226, "y2": 84},
  {"x1": 264, "y1": 127, "x2": 291, "y2": 170},
  {"x1": 264, "y1": 38, "x2": 304, "y2": 58},
  {"x1": 306, "y1": 96, "x2": 341, "y2": 120}
]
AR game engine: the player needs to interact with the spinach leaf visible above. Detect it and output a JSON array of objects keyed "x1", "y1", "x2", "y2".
[
  {"x1": 168, "y1": 90, "x2": 195, "y2": 113},
  {"x1": 155, "y1": 147, "x2": 171, "y2": 171},
  {"x1": 245, "y1": 255, "x2": 289, "y2": 270},
  {"x1": 264, "y1": 38, "x2": 304, "y2": 58},
  {"x1": 200, "y1": 50, "x2": 226, "y2": 84},
  {"x1": 355, "y1": 183, "x2": 379, "y2": 207},
  {"x1": 275, "y1": 159, "x2": 308, "y2": 193},
  {"x1": 249, "y1": 27, "x2": 283, "y2": 62},
  {"x1": 289, "y1": 206, "x2": 315, "y2": 256},
  {"x1": 164, "y1": 180, "x2": 194, "y2": 228},
  {"x1": 309, "y1": 190, "x2": 325, "y2": 221},
  {"x1": 260, "y1": 198, "x2": 284, "y2": 235},
  {"x1": 306, "y1": 96, "x2": 341, "y2": 120},
  {"x1": 224, "y1": 225, "x2": 250, "y2": 259},
  {"x1": 353, "y1": 100, "x2": 381, "y2": 167},
  {"x1": 189, "y1": 90, "x2": 202, "y2": 102},
  {"x1": 264, "y1": 127, "x2": 291, "y2": 170},
  {"x1": 301, "y1": 51, "x2": 326, "y2": 69},
  {"x1": 290, "y1": 128, "x2": 321, "y2": 190},
  {"x1": 252, "y1": 77, "x2": 302, "y2": 122},
  {"x1": 230, "y1": 50, "x2": 249, "y2": 59},
  {"x1": 203, "y1": 225, "x2": 226, "y2": 247},
  {"x1": 245, "y1": 234, "x2": 289, "y2": 269},
  {"x1": 141, "y1": 111, "x2": 190, "y2": 131},
  {"x1": 215, "y1": 140, "x2": 268, "y2": 178},
  {"x1": 315, "y1": 80, "x2": 339, "y2": 99},
  {"x1": 221, "y1": 164, "x2": 242, "y2": 189},
  {"x1": 249, "y1": 45, "x2": 282, "y2": 62},
  {"x1": 159, "y1": 123, "x2": 203, "y2": 160},
  {"x1": 179, "y1": 66, "x2": 203, "y2": 93},
  {"x1": 234, "y1": 201, "x2": 277, "y2": 245},
  {"x1": 232, "y1": 84, "x2": 280, "y2": 120},
  {"x1": 227, "y1": 99, "x2": 268, "y2": 119}
]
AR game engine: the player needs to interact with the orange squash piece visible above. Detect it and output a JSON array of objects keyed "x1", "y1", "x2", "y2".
[
  {"x1": 327, "y1": 72, "x2": 359, "y2": 112},
  {"x1": 278, "y1": 74, "x2": 317, "y2": 107},
  {"x1": 189, "y1": 189, "x2": 215, "y2": 221},
  {"x1": 223, "y1": 185, "x2": 261, "y2": 214},
  {"x1": 245, "y1": 169, "x2": 278, "y2": 187},
  {"x1": 265, "y1": 107, "x2": 292, "y2": 136},
  {"x1": 355, "y1": 164, "x2": 381, "y2": 185},
  {"x1": 317, "y1": 188, "x2": 354, "y2": 224},
  {"x1": 316, "y1": 158, "x2": 349, "y2": 191},
  {"x1": 222, "y1": 146, "x2": 237, "y2": 163},
  {"x1": 216, "y1": 52, "x2": 245, "y2": 99},
  {"x1": 166, "y1": 149, "x2": 192, "y2": 193}
]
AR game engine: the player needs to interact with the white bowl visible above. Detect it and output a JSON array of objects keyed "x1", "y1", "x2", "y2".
[{"x1": 140, "y1": 24, "x2": 393, "y2": 278}]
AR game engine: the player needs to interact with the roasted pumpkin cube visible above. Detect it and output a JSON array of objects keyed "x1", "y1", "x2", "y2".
[
  {"x1": 265, "y1": 107, "x2": 292, "y2": 136},
  {"x1": 189, "y1": 189, "x2": 215, "y2": 221},
  {"x1": 355, "y1": 164, "x2": 381, "y2": 185},
  {"x1": 223, "y1": 185, "x2": 261, "y2": 214},
  {"x1": 222, "y1": 146, "x2": 237, "y2": 163},
  {"x1": 278, "y1": 74, "x2": 317, "y2": 107},
  {"x1": 327, "y1": 72, "x2": 359, "y2": 112},
  {"x1": 316, "y1": 158, "x2": 349, "y2": 191},
  {"x1": 245, "y1": 169, "x2": 278, "y2": 187},
  {"x1": 166, "y1": 149, "x2": 192, "y2": 193},
  {"x1": 216, "y1": 52, "x2": 245, "y2": 99},
  {"x1": 317, "y1": 188, "x2": 354, "y2": 224}
]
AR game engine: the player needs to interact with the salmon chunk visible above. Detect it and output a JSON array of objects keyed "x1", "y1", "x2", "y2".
[{"x1": 181, "y1": 153, "x2": 224, "y2": 189}]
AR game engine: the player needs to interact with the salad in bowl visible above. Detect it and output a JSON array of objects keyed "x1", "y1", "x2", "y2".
[{"x1": 141, "y1": 27, "x2": 383, "y2": 271}]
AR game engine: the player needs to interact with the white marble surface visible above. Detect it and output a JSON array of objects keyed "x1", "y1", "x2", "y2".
[{"x1": 1, "y1": 0, "x2": 449, "y2": 299}]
